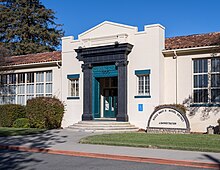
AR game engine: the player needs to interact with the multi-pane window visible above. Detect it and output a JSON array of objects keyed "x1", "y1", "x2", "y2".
[
  {"x1": 193, "y1": 58, "x2": 220, "y2": 103},
  {"x1": 45, "y1": 71, "x2": 53, "y2": 97},
  {"x1": 36, "y1": 72, "x2": 44, "y2": 97},
  {"x1": 67, "y1": 74, "x2": 80, "y2": 98},
  {"x1": 137, "y1": 75, "x2": 150, "y2": 96},
  {"x1": 0, "y1": 71, "x2": 53, "y2": 105},
  {"x1": 17, "y1": 73, "x2": 25, "y2": 105},
  {"x1": 26, "y1": 72, "x2": 34, "y2": 101},
  {"x1": 69, "y1": 79, "x2": 79, "y2": 97}
]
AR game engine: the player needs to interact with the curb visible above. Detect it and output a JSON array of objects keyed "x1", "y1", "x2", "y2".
[{"x1": 0, "y1": 145, "x2": 219, "y2": 169}]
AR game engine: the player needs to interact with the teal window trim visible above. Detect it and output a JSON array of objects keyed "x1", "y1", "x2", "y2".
[
  {"x1": 67, "y1": 74, "x2": 80, "y2": 79},
  {"x1": 67, "y1": 96, "x2": 80, "y2": 100},
  {"x1": 135, "y1": 69, "x2": 151, "y2": 98},
  {"x1": 134, "y1": 95, "x2": 151, "y2": 98},
  {"x1": 135, "y1": 69, "x2": 151, "y2": 75}
]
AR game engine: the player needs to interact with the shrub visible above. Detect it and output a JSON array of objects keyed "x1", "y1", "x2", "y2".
[
  {"x1": 0, "y1": 104, "x2": 26, "y2": 127},
  {"x1": 154, "y1": 104, "x2": 186, "y2": 113},
  {"x1": 26, "y1": 97, "x2": 64, "y2": 129},
  {"x1": 12, "y1": 118, "x2": 30, "y2": 128}
]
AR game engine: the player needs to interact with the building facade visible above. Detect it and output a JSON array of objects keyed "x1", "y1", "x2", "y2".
[{"x1": 1, "y1": 21, "x2": 220, "y2": 132}]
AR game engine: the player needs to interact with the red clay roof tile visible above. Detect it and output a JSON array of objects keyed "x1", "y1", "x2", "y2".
[
  {"x1": 5, "y1": 51, "x2": 61, "y2": 66},
  {"x1": 165, "y1": 32, "x2": 220, "y2": 50},
  {"x1": 4, "y1": 32, "x2": 220, "y2": 66}
]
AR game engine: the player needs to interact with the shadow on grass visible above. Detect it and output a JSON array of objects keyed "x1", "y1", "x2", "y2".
[
  {"x1": 0, "y1": 128, "x2": 46, "y2": 137},
  {"x1": 0, "y1": 129, "x2": 68, "y2": 169}
]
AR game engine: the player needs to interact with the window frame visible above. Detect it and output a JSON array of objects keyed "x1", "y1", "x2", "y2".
[
  {"x1": 67, "y1": 74, "x2": 80, "y2": 100},
  {"x1": 0, "y1": 70, "x2": 53, "y2": 105},
  {"x1": 193, "y1": 57, "x2": 220, "y2": 105},
  {"x1": 134, "y1": 69, "x2": 151, "y2": 98}
]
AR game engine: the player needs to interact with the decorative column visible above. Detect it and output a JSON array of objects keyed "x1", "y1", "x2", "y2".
[
  {"x1": 116, "y1": 60, "x2": 129, "y2": 121},
  {"x1": 81, "y1": 63, "x2": 93, "y2": 120}
]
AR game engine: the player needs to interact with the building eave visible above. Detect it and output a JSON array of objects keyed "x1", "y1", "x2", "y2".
[
  {"x1": 162, "y1": 45, "x2": 220, "y2": 57},
  {"x1": 1, "y1": 60, "x2": 62, "y2": 70}
]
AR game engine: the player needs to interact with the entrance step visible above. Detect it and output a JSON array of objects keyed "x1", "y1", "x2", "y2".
[{"x1": 67, "y1": 121, "x2": 139, "y2": 133}]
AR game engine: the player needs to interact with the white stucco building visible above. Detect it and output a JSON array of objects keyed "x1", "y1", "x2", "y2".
[{"x1": 1, "y1": 21, "x2": 220, "y2": 133}]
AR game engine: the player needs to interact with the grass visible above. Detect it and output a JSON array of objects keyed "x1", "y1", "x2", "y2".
[
  {"x1": 0, "y1": 127, "x2": 46, "y2": 137},
  {"x1": 80, "y1": 132, "x2": 220, "y2": 153}
]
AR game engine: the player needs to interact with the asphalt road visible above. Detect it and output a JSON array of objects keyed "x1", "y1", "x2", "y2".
[{"x1": 0, "y1": 149, "x2": 213, "y2": 170}]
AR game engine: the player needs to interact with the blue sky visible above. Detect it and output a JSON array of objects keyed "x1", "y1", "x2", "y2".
[{"x1": 43, "y1": 0, "x2": 220, "y2": 38}]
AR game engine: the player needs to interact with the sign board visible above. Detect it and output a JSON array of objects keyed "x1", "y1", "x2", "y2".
[
  {"x1": 138, "y1": 104, "x2": 143, "y2": 111},
  {"x1": 147, "y1": 106, "x2": 190, "y2": 131}
]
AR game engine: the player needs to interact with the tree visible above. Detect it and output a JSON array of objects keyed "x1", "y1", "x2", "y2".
[{"x1": 0, "y1": 0, "x2": 64, "y2": 56}]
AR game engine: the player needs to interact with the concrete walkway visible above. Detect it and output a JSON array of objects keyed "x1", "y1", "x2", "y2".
[{"x1": 0, "y1": 129, "x2": 219, "y2": 169}]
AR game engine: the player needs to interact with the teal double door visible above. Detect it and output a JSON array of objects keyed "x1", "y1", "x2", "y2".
[
  {"x1": 92, "y1": 65, "x2": 118, "y2": 119},
  {"x1": 92, "y1": 77, "x2": 118, "y2": 118}
]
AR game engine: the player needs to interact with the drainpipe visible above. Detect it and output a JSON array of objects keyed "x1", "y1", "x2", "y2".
[
  {"x1": 173, "y1": 50, "x2": 178, "y2": 104},
  {"x1": 56, "y1": 61, "x2": 62, "y2": 100}
]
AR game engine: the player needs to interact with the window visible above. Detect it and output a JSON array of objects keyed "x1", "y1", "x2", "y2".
[
  {"x1": 17, "y1": 73, "x2": 25, "y2": 105},
  {"x1": 193, "y1": 58, "x2": 220, "y2": 103},
  {"x1": 135, "y1": 69, "x2": 151, "y2": 98},
  {"x1": 45, "y1": 71, "x2": 53, "y2": 97},
  {"x1": 36, "y1": 72, "x2": 44, "y2": 97},
  {"x1": 0, "y1": 71, "x2": 53, "y2": 105},
  {"x1": 67, "y1": 74, "x2": 80, "y2": 99},
  {"x1": 26, "y1": 72, "x2": 34, "y2": 100},
  {"x1": 70, "y1": 79, "x2": 79, "y2": 96}
]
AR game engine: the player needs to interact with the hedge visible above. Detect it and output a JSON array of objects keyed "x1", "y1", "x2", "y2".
[
  {"x1": 26, "y1": 97, "x2": 65, "y2": 129},
  {"x1": 0, "y1": 104, "x2": 26, "y2": 127}
]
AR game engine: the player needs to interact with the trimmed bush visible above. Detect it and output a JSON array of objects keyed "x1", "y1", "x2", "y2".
[
  {"x1": 26, "y1": 97, "x2": 64, "y2": 129},
  {"x1": 0, "y1": 104, "x2": 26, "y2": 127},
  {"x1": 12, "y1": 118, "x2": 30, "y2": 128}
]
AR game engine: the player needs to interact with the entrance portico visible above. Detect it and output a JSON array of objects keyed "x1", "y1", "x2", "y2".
[{"x1": 76, "y1": 43, "x2": 133, "y2": 121}]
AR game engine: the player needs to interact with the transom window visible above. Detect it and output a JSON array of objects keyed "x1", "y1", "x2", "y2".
[{"x1": 193, "y1": 58, "x2": 220, "y2": 103}]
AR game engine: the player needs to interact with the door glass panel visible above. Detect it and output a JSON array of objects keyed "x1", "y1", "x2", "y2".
[{"x1": 105, "y1": 97, "x2": 109, "y2": 111}]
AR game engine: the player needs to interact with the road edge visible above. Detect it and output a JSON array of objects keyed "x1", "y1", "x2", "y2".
[{"x1": 0, "y1": 145, "x2": 219, "y2": 169}]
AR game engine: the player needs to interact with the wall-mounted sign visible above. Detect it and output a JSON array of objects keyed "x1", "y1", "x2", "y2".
[
  {"x1": 138, "y1": 104, "x2": 143, "y2": 111},
  {"x1": 147, "y1": 106, "x2": 190, "y2": 133}
]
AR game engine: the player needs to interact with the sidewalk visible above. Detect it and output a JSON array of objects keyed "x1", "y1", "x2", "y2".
[{"x1": 0, "y1": 129, "x2": 219, "y2": 169}]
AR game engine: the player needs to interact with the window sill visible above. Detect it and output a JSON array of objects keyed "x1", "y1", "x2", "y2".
[
  {"x1": 134, "y1": 95, "x2": 151, "y2": 98},
  {"x1": 67, "y1": 96, "x2": 80, "y2": 100},
  {"x1": 190, "y1": 103, "x2": 220, "y2": 107}
]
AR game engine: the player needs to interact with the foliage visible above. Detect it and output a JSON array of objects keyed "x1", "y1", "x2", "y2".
[
  {"x1": 0, "y1": 104, "x2": 26, "y2": 127},
  {"x1": 154, "y1": 104, "x2": 186, "y2": 113},
  {"x1": 26, "y1": 97, "x2": 64, "y2": 129},
  {"x1": 0, "y1": 0, "x2": 64, "y2": 55},
  {"x1": 12, "y1": 118, "x2": 30, "y2": 128},
  {"x1": 0, "y1": 127, "x2": 45, "y2": 136},
  {"x1": 80, "y1": 133, "x2": 220, "y2": 153}
]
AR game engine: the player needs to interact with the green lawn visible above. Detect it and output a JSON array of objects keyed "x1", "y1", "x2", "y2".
[
  {"x1": 80, "y1": 132, "x2": 220, "y2": 153},
  {"x1": 0, "y1": 127, "x2": 46, "y2": 137}
]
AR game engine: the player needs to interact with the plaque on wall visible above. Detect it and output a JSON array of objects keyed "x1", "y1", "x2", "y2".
[{"x1": 146, "y1": 105, "x2": 190, "y2": 134}]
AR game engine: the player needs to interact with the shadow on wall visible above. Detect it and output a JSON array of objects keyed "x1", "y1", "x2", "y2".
[
  {"x1": 0, "y1": 130, "x2": 67, "y2": 169},
  {"x1": 183, "y1": 96, "x2": 220, "y2": 121}
]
